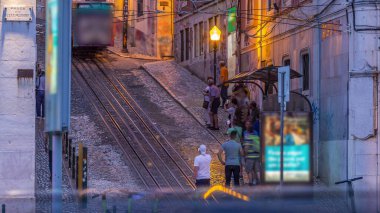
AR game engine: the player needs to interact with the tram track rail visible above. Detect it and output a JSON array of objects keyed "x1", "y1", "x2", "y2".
[{"x1": 72, "y1": 56, "x2": 196, "y2": 193}]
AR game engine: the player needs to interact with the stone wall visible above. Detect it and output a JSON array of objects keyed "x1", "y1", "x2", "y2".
[{"x1": 0, "y1": 0, "x2": 36, "y2": 212}]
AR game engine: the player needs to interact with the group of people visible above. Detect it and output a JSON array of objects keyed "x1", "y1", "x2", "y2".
[
  {"x1": 202, "y1": 62, "x2": 229, "y2": 130},
  {"x1": 196, "y1": 62, "x2": 262, "y2": 188}
]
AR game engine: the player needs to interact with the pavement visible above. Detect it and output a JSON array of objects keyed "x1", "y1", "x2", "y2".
[
  {"x1": 107, "y1": 46, "x2": 161, "y2": 61},
  {"x1": 136, "y1": 59, "x2": 349, "y2": 212},
  {"x1": 141, "y1": 60, "x2": 230, "y2": 144}
]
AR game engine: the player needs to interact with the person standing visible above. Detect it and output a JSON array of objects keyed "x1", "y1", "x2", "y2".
[
  {"x1": 243, "y1": 121, "x2": 261, "y2": 186},
  {"x1": 224, "y1": 98, "x2": 238, "y2": 128},
  {"x1": 208, "y1": 79, "x2": 221, "y2": 130},
  {"x1": 219, "y1": 62, "x2": 229, "y2": 107},
  {"x1": 36, "y1": 67, "x2": 45, "y2": 118},
  {"x1": 194, "y1": 144, "x2": 212, "y2": 188},
  {"x1": 218, "y1": 130, "x2": 244, "y2": 187},
  {"x1": 203, "y1": 78, "x2": 212, "y2": 127}
]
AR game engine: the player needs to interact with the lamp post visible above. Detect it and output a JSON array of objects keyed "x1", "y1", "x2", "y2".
[{"x1": 210, "y1": 26, "x2": 221, "y2": 83}]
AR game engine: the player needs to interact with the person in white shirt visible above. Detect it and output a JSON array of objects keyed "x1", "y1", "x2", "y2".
[{"x1": 194, "y1": 144, "x2": 212, "y2": 187}]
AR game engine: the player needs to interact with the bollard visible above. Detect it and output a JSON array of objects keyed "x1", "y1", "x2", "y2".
[
  {"x1": 78, "y1": 143, "x2": 83, "y2": 192},
  {"x1": 2, "y1": 204, "x2": 5, "y2": 213},
  {"x1": 68, "y1": 140, "x2": 72, "y2": 168},
  {"x1": 112, "y1": 205, "x2": 116, "y2": 213},
  {"x1": 127, "y1": 197, "x2": 132, "y2": 213},
  {"x1": 76, "y1": 156, "x2": 79, "y2": 189},
  {"x1": 71, "y1": 147, "x2": 76, "y2": 179},
  {"x1": 152, "y1": 198, "x2": 159, "y2": 213},
  {"x1": 80, "y1": 147, "x2": 88, "y2": 208},
  {"x1": 102, "y1": 194, "x2": 107, "y2": 213}
]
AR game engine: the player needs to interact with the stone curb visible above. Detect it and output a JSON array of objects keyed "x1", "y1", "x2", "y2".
[{"x1": 141, "y1": 64, "x2": 222, "y2": 144}]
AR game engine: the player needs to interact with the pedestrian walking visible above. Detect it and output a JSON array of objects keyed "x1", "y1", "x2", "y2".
[
  {"x1": 208, "y1": 79, "x2": 221, "y2": 130},
  {"x1": 218, "y1": 130, "x2": 244, "y2": 187},
  {"x1": 219, "y1": 61, "x2": 229, "y2": 107},
  {"x1": 203, "y1": 78, "x2": 212, "y2": 127},
  {"x1": 194, "y1": 144, "x2": 212, "y2": 188},
  {"x1": 36, "y1": 66, "x2": 45, "y2": 118},
  {"x1": 243, "y1": 121, "x2": 261, "y2": 186}
]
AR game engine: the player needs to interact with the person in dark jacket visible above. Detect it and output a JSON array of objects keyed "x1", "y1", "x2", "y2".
[{"x1": 36, "y1": 66, "x2": 45, "y2": 118}]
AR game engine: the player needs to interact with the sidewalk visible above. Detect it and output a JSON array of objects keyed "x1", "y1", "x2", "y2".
[
  {"x1": 141, "y1": 60, "x2": 350, "y2": 212},
  {"x1": 107, "y1": 46, "x2": 161, "y2": 61},
  {"x1": 142, "y1": 60, "x2": 230, "y2": 143}
]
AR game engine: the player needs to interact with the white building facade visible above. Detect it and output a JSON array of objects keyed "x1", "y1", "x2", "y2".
[
  {"x1": 0, "y1": 0, "x2": 36, "y2": 212},
  {"x1": 240, "y1": 0, "x2": 379, "y2": 211}
]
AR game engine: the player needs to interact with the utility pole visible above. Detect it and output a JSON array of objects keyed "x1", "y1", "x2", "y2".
[
  {"x1": 122, "y1": 0, "x2": 129, "y2": 52},
  {"x1": 278, "y1": 66, "x2": 290, "y2": 186},
  {"x1": 236, "y1": 0, "x2": 242, "y2": 74},
  {"x1": 45, "y1": 0, "x2": 72, "y2": 211}
]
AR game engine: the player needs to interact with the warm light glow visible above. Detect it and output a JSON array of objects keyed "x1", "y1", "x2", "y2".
[
  {"x1": 203, "y1": 185, "x2": 250, "y2": 201},
  {"x1": 209, "y1": 26, "x2": 221, "y2": 41}
]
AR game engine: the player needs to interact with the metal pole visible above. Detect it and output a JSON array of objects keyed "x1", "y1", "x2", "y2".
[
  {"x1": 213, "y1": 41, "x2": 217, "y2": 83},
  {"x1": 279, "y1": 72, "x2": 285, "y2": 186},
  {"x1": 52, "y1": 133, "x2": 62, "y2": 212},
  {"x1": 122, "y1": 0, "x2": 129, "y2": 52}
]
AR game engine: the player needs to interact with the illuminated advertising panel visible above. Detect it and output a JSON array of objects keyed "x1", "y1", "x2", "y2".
[
  {"x1": 45, "y1": 0, "x2": 71, "y2": 132},
  {"x1": 261, "y1": 112, "x2": 312, "y2": 183},
  {"x1": 45, "y1": 0, "x2": 62, "y2": 132}
]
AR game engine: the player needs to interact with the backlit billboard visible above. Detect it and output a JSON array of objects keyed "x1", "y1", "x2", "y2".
[{"x1": 261, "y1": 112, "x2": 312, "y2": 183}]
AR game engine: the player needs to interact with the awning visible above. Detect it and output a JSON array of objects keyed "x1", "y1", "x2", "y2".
[{"x1": 225, "y1": 65, "x2": 302, "y2": 84}]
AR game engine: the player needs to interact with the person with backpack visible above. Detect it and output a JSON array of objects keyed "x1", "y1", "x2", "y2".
[{"x1": 243, "y1": 121, "x2": 261, "y2": 186}]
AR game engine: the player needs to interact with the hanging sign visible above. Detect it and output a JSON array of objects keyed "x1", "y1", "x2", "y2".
[
  {"x1": 4, "y1": 6, "x2": 33, "y2": 21},
  {"x1": 227, "y1": 7, "x2": 237, "y2": 33}
]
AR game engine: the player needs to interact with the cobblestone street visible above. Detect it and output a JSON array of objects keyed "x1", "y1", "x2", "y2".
[{"x1": 101, "y1": 52, "x2": 226, "y2": 186}]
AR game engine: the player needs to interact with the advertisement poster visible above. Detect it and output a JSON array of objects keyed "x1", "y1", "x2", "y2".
[
  {"x1": 262, "y1": 112, "x2": 312, "y2": 183},
  {"x1": 45, "y1": 0, "x2": 61, "y2": 132}
]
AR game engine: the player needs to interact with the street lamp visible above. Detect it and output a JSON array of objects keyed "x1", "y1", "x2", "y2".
[{"x1": 210, "y1": 26, "x2": 221, "y2": 83}]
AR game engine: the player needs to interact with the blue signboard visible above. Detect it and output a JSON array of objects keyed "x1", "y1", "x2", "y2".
[{"x1": 45, "y1": 0, "x2": 71, "y2": 132}]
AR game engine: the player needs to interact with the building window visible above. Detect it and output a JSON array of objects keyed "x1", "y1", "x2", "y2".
[
  {"x1": 137, "y1": 0, "x2": 143, "y2": 17},
  {"x1": 180, "y1": 30, "x2": 184, "y2": 62},
  {"x1": 247, "y1": 0, "x2": 253, "y2": 24},
  {"x1": 267, "y1": 0, "x2": 272, "y2": 11},
  {"x1": 199, "y1": 21, "x2": 204, "y2": 55},
  {"x1": 194, "y1": 24, "x2": 199, "y2": 57},
  {"x1": 301, "y1": 52, "x2": 310, "y2": 91},
  {"x1": 185, "y1": 28, "x2": 190, "y2": 61},
  {"x1": 283, "y1": 56, "x2": 291, "y2": 67},
  {"x1": 208, "y1": 17, "x2": 214, "y2": 52}
]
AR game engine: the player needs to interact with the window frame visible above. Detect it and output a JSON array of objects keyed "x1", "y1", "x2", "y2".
[
  {"x1": 194, "y1": 24, "x2": 199, "y2": 58},
  {"x1": 137, "y1": 0, "x2": 144, "y2": 17},
  {"x1": 199, "y1": 21, "x2": 204, "y2": 56},
  {"x1": 282, "y1": 55, "x2": 291, "y2": 67},
  {"x1": 180, "y1": 30, "x2": 184, "y2": 62},
  {"x1": 300, "y1": 49, "x2": 310, "y2": 93}
]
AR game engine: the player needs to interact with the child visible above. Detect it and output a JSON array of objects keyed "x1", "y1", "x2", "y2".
[{"x1": 224, "y1": 98, "x2": 238, "y2": 128}]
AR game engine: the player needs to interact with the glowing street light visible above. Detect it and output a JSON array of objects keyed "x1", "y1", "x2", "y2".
[
  {"x1": 209, "y1": 26, "x2": 221, "y2": 82},
  {"x1": 210, "y1": 26, "x2": 221, "y2": 41}
]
